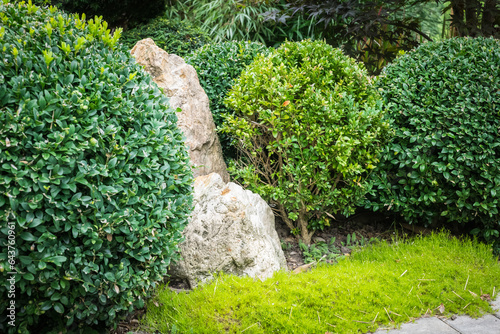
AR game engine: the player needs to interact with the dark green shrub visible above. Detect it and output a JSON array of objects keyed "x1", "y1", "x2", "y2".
[
  {"x1": 120, "y1": 17, "x2": 211, "y2": 57},
  {"x1": 0, "y1": 2, "x2": 193, "y2": 333},
  {"x1": 365, "y1": 37, "x2": 500, "y2": 250},
  {"x1": 186, "y1": 41, "x2": 269, "y2": 159},
  {"x1": 222, "y1": 40, "x2": 390, "y2": 244},
  {"x1": 31, "y1": 0, "x2": 167, "y2": 28}
]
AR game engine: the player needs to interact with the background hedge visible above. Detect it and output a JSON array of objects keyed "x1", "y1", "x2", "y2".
[{"x1": 366, "y1": 37, "x2": 500, "y2": 251}]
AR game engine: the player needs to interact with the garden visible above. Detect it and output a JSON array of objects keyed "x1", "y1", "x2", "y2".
[{"x1": 0, "y1": 0, "x2": 499, "y2": 333}]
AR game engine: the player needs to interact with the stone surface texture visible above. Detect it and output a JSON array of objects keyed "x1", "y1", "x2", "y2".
[
  {"x1": 444, "y1": 314, "x2": 500, "y2": 334},
  {"x1": 378, "y1": 317, "x2": 458, "y2": 334},
  {"x1": 169, "y1": 173, "x2": 287, "y2": 288},
  {"x1": 131, "y1": 38, "x2": 229, "y2": 182}
]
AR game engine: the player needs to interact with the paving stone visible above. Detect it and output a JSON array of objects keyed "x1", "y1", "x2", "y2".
[
  {"x1": 444, "y1": 314, "x2": 500, "y2": 334},
  {"x1": 375, "y1": 317, "x2": 458, "y2": 334},
  {"x1": 492, "y1": 295, "x2": 500, "y2": 319}
]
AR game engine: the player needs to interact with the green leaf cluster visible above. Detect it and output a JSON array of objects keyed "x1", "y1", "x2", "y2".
[
  {"x1": 223, "y1": 40, "x2": 390, "y2": 244},
  {"x1": 366, "y1": 37, "x2": 500, "y2": 251},
  {"x1": 120, "y1": 16, "x2": 211, "y2": 57},
  {"x1": 0, "y1": 1, "x2": 193, "y2": 332},
  {"x1": 186, "y1": 41, "x2": 269, "y2": 159}
]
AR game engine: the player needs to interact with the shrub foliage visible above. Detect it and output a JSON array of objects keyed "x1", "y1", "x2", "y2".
[
  {"x1": 223, "y1": 40, "x2": 389, "y2": 244},
  {"x1": 366, "y1": 37, "x2": 500, "y2": 249},
  {"x1": 186, "y1": 41, "x2": 269, "y2": 159},
  {"x1": 31, "y1": 0, "x2": 167, "y2": 28},
  {"x1": 120, "y1": 16, "x2": 211, "y2": 57},
  {"x1": 0, "y1": 2, "x2": 193, "y2": 332}
]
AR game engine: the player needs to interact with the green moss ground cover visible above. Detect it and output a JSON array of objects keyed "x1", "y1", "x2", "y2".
[{"x1": 142, "y1": 232, "x2": 500, "y2": 333}]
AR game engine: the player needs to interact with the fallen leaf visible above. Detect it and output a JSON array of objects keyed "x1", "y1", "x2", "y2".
[
  {"x1": 114, "y1": 284, "x2": 120, "y2": 294},
  {"x1": 282, "y1": 100, "x2": 290, "y2": 107},
  {"x1": 106, "y1": 234, "x2": 112, "y2": 242},
  {"x1": 480, "y1": 294, "x2": 491, "y2": 301},
  {"x1": 438, "y1": 303, "x2": 445, "y2": 314},
  {"x1": 292, "y1": 263, "x2": 314, "y2": 274},
  {"x1": 221, "y1": 188, "x2": 230, "y2": 195},
  {"x1": 5, "y1": 138, "x2": 10, "y2": 147}
]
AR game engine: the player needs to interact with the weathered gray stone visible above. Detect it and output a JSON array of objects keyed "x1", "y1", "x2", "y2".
[
  {"x1": 444, "y1": 314, "x2": 500, "y2": 334},
  {"x1": 375, "y1": 317, "x2": 458, "y2": 334},
  {"x1": 131, "y1": 38, "x2": 229, "y2": 182},
  {"x1": 492, "y1": 295, "x2": 500, "y2": 319},
  {"x1": 170, "y1": 173, "x2": 287, "y2": 288}
]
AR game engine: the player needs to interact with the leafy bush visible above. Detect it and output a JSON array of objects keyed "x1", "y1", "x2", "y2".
[
  {"x1": 186, "y1": 41, "x2": 269, "y2": 159},
  {"x1": 365, "y1": 37, "x2": 500, "y2": 251},
  {"x1": 0, "y1": 2, "x2": 193, "y2": 333},
  {"x1": 120, "y1": 16, "x2": 211, "y2": 56},
  {"x1": 222, "y1": 40, "x2": 389, "y2": 244}
]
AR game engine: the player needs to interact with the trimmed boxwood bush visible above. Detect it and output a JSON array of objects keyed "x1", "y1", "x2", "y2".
[
  {"x1": 0, "y1": 2, "x2": 193, "y2": 333},
  {"x1": 365, "y1": 37, "x2": 500, "y2": 250},
  {"x1": 120, "y1": 16, "x2": 211, "y2": 57},
  {"x1": 186, "y1": 41, "x2": 269, "y2": 159},
  {"x1": 222, "y1": 40, "x2": 390, "y2": 244}
]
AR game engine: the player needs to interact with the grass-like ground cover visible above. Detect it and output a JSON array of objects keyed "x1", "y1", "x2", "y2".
[{"x1": 142, "y1": 232, "x2": 500, "y2": 333}]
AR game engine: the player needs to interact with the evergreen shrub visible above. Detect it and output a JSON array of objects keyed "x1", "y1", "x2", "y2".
[
  {"x1": 121, "y1": 17, "x2": 211, "y2": 57},
  {"x1": 186, "y1": 41, "x2": 269, "y2": 159},
  {"x1": 366, "y1": 37, "x2": 500, "y2": 251},
  {"x1": 223, "y1": 40, "x2": 389, "y2": 244},
  {"x1": 33, "y1": 0, "x2": 167, "y2": 28},
  {"x1": 0, "y1": 2, "x2": 193, "y2": 332}
]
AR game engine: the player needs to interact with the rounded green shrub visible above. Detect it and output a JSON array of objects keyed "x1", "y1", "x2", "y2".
[
  {"x1": 365, "y1": 37, "x2": 500, "y2": 250},
  {"x1": 186, "y1": 41, "x2": 269, "y2": 159},
  {"x1": 223, "y1": 40, "x2": 390, "y2": 244},
  {"x1": 0, "y1": 2, "x2": 193, "y2": 333},
  {"x1": 120, "y1": 16, "x2": 211, "y2": 57}
]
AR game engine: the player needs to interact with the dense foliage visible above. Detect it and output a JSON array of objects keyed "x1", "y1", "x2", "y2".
[
  {"x1": 0, "y1": 2, "x2": 193, "y2": 332},
  {"x1": 223, "y1": 40, "x2": 389, "y2": 244},
  {"x1": 120, "y1": 16, "x2": 211, "y2": 56},
  {"x1": 30, "y1": 0, "x2": 167, "y2": 28},
  {"x1": 186, "y1": 41, "x2": 269, "y2": 159},
  {"x1": 164, "y1": 0, "x2": 324, "y2": 47},
  {"x1": 366, "y1": 37, "x2": 500, "y2": 251},
  {"x1": 265, "y1": 0, "x2": 431, "y2": 74}
]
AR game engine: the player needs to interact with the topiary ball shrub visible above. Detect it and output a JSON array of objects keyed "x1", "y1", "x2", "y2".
[
  {"x1": 186, "y1": 41, "x2": 269, "y2": 159},
  {"x1": 120, "y1": 16, "x2": 211, "y2": 57},
  {"x1": 222, "y1": 40, "x2": 390, "y2": 244},
  {"x1": 0, "y1": 2, "x2": 193, "y2": 333},
  {"x1": 365, "y1": 37, "x2": 500, "y2": 251}
]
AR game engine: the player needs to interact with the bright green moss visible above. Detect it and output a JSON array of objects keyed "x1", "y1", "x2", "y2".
[{"x1": 142, "y1": 232, "x2": 500, "y2": 333}]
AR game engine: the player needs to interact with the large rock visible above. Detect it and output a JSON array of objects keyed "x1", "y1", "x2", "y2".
[
  {"x1": 170, "y1": 173, "x2": 287, "y2": 288},
  {"x1": 131, "y1": 38, "x2": 229, "y2": 182}
]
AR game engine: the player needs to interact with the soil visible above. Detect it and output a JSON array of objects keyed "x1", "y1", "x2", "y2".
[{"x1": 110, "y1": 210, "x2": 415, "y2": 334}]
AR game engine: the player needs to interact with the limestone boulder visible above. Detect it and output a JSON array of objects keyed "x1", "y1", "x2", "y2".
[
  {"x1": 131, "y1": 38, "x2": 229, "y2": 182},
  {"x1": 170, "y1": 173, "x2": 287, "y2": 288}
]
